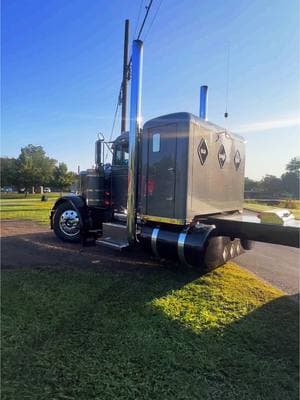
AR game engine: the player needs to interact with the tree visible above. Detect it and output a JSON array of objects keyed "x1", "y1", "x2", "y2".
[
  {"x1": 244, "y1": 177, "x2": 259, "y2": 191},
  {"x1": 52, "y1": 162, "x2": 75, "y2": 194},
  {"x1": 259, "y1": 175, "x2": 283, "y2": 195},
  {"x1": 281, "y1": 157, "x2": 300, "y2": 199},
  {"x1": 17, "y1": 145, "x2": 56, "y2": 193},
  {"x1": 281, "y1": 172, "x2": 299, "y2": 198},
  {"x1": 286, "y1": 157, "x2": 300, "y2": 174},
  {"x1": 0, "y1": 157, "x2": 18, "y2": 188}
]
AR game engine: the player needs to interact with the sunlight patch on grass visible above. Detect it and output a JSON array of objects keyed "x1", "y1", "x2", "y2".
[{"x1": 151, "y1": 263, "x2": 283, "y2": 333}]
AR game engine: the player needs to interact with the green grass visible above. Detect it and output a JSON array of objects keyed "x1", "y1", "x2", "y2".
[
  {"x1": 2, "y1": 263, "x2": 298, "y2": 400},
  {"x1": 1, "y1": 195, "x2": 298, "y2": 398},
  {"x1": 0, "y1": 192, "x2": 61, "y2": 200},
  {"x1": 244, "y1": 201, "x2": 300, "y2": 219},
  {"x1": 3, "y1": 196, "x2": 299, "y2": 225},
  {"x1": 0, "y1": 196, "x2": 59, "y2": 224}
]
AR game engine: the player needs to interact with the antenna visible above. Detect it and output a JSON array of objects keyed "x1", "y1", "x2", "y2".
[{"x1": 224, "y1": 43, "x2": 230, "y2": 119}]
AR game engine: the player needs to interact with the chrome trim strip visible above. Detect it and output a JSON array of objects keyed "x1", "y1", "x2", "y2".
[
  {"x1": 151, "y1": 228, "x2": 160, "y2": 258},
  {"x1": 142, "y1": 215, "x2": 185, "y2": 225}
]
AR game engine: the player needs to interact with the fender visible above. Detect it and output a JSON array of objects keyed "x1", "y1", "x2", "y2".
[{"x1": 50, "y1": 195, "x2": 90, "y2": 230}]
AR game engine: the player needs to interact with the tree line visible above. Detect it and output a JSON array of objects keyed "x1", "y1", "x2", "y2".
[
  {"x1": 245, "y1": 157, "x2": 300, "y2": 199},
  {"x1": 1, "y1": 144, "x2": 77, "y2": 194},
  {"x1": 1, "y1": 145, "x2": 299, "y2": 199}
]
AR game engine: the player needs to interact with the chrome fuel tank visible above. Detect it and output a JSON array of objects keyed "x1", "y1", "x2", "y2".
[{"x1": 139, "y1": 224, "x2": 245, "y2": 269}]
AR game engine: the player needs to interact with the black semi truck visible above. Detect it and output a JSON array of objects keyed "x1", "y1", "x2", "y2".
[{"x1": 50, "y1": 24, "x2": 299, "y2": 271}]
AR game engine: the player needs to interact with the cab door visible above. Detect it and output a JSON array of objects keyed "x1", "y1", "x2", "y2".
[
  {"x1": 145, "y1": 124, "x2": 177, "y2": 218},
  {"x1": 111, "y1": 142, "x2": 128, "y2": 213}
]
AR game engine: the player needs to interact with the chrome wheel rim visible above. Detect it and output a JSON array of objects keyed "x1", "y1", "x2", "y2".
[{"x1": 59, "y1": 210, "x2": 80, "y2": 236}]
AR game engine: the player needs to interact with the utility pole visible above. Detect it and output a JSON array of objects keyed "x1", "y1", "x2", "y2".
[{"x1": 121, "y1": 19, "x2": 129, "y2": 133}]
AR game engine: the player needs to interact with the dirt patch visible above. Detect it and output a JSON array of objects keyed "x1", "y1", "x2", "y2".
[
  {"x1": 0, "y1": 220, "x2": 175, "y2": 274},
  {"x1": 0, "y1": 220, "x2": 48, "y2": 237}
]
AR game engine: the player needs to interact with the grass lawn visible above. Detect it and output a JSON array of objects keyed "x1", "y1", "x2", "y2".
[
  {"x1": 0, "y1": 193, "x2": 61, "y2": 200},
  {"x1": 2, "y1": 196, "x2": 299, "y2": 225},
  {"x1": 244, "y1": 201, "x2": 300, "y2": 220},
  {"x1": 1, "y1": 196, "x2": 299, "y2": 398},
  {"x1": 0, "y1": 194, "x2": 59, "y2": 224},
  {"x1": 1, "y1": 263, "x2": 298, "y2": 400}
]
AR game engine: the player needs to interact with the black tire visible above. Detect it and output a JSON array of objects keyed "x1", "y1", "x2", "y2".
[
  {"x1": 53, "y1": 202, "x2": 81, "y2": 243},
  {"x1": 241, "y1": 239, "x2": 255, "y2": 250},
  {"x1": 203, "y1": 236, "x2": 232, "y2": 271}
]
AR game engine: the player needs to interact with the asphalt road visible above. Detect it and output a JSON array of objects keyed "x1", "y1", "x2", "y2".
[
  {"x1": 234, "y1": 210, "x2": 300, "y2": 296},
  {"x1": 236, "y1": 242, "x2": 299, "y2": 296}
]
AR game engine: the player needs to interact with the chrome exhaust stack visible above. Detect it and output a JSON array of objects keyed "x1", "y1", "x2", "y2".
[
  {"x1": 127, "y1": 40, "x2": 143, "y2": 244},
  {"x1": 199, "y1": 85, "x2": 208, "y2": 120}
]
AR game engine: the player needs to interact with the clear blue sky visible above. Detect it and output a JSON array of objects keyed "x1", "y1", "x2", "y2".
[{"x1": 2, "y1": 0, "x2": 299, "y2": 179}]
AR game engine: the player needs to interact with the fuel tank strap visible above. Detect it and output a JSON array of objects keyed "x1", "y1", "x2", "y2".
[
  {"x1": 151, "y1": 228, "x2": 160, "y2": 257},
  {"x1": 177, "y1": 232, "x2": 191, "y2": 267}
]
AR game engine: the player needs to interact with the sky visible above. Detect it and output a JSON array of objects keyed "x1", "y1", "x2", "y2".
[{"x1": 1, "y1": 0, "x2": 299, "y2": 179}]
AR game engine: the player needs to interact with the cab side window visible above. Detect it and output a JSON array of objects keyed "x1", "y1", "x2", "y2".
[
  {"x1": 115, "y1": 148, "x2": 122, "y2": 164},
  {"x1": 123, "y1": 149, "x2": 129, "y2": 165},
  {"x1": 113, "y1": 144, "x2": 129, "y2": 166}
]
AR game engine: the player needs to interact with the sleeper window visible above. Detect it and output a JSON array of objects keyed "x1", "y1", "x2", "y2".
[{"x1": 152, "y1": 133, "x2": 160, "y2": 152}]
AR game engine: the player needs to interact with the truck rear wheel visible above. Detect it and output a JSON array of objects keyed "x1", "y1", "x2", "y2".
[{"x1": 53, "y1": 202, "x2": 81, "y2": 243}]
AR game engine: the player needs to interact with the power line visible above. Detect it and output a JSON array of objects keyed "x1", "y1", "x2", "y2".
[
  {"x1": 109, "y1": 83, "x2": 122, "y2": 141},
  {"x1": 143, "y1": 0, "x2": 163, "y2": 41},
  {"x1": 127, "y1": 0, "x2": 155, "y2": 74},
  {"x1": 136, "y1": 0, "x2": 154, "y2": 40},
  {"x1": 109, "y1": 0, "x2": 157, "y2": 141},
  {"x1": 134, "y1": 0, "x2": 144, "y2": 37}
]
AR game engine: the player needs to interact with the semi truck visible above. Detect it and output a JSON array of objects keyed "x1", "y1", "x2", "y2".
[{"x1": 50, "y1": 22, "x2": 299, "y2": 271}]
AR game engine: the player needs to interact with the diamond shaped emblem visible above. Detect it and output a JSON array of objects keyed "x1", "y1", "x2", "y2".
[
  {"x1": 218, "y1": 144, "x2": 226, "y2": 168},
  {"x1": 234, "y1": 150, "x2": 241, "y2": 171},
  {"x1": 197, "y1": 138, "x2": 208, "y2": 165}
]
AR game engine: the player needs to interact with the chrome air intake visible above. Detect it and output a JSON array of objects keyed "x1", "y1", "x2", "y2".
[{"x1": 199, "y1": 85, "x2": 208, "y2": 120}]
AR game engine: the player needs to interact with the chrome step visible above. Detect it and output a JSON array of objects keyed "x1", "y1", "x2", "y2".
[
  {"x1": 96, "y1": 238, "x2": 129, "y2": 250},
  {"x1": 96, "y1": 222, "x2": 129, "y2": 250}
]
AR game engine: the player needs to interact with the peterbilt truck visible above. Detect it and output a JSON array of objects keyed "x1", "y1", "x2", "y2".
[{"x1": 50, "y1": 27, "x2": 300, "y2": 270}]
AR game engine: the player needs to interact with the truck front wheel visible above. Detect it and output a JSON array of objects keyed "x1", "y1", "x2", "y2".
[{"x1": 53, "y1": 202, "x2": 81, "y2": 243}]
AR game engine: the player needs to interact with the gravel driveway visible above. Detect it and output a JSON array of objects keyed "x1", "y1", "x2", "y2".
[{"x1": 1, "y1": 220, "x2": 299, "y2": 296}]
